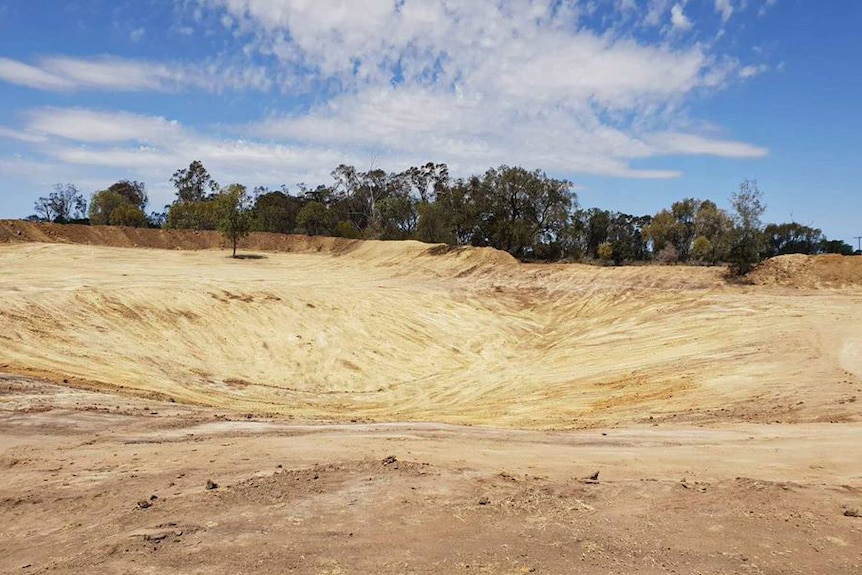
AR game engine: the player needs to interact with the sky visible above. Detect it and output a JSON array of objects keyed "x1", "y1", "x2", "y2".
[{"x1": 0, "y1": 0, "x2": 859, "y2": 245}]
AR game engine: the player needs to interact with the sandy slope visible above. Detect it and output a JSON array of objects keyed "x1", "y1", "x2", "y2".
[{"x1": 1, "y1": 238, "x2": 859, "y2": 428}]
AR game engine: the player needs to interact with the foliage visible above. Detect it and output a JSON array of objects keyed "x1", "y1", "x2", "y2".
[
  {"x1": 216, "y1": 184, "x2": 253, "y2": 257},
  {"x1": 109, "y1": 203, "x2": 148, "y2": 227},
  {"x1": 656, "y1": 244, "x2": 679, "y2": 264},
  {"x1": 107, "y1": 180, "x2": 148, "y2": 210},
  {"x1": 252, "y1": 188, "x2": 303, "y2": 234},
  {"x1": 820, "y1": 239, "x2": 854, "y2": 255},
  {"x1": 694, "y1": 200, "x2": 732, "y2": 264},
  {"x1": 727, "y1": 179, "x2": 766, "y2": 275},
  {"x1": 333, "y1": 220, "x2": 363, "y2": 239},
  {"x1": 763, "y1": 222, "x2": 825, "y2": 257},
  {"x1": 170, "y1": 160, "x2": 219, "y2": 203},
  {"x1": 33, "y1": 184, "x2": 87, "y2": 223},
  {"x1": 376, "y1": 195, "x2": 418, "y2": 240},
  {"x1": 691, "y1": 236, "x2": 714, "y2": 263},
  {"x1": 465, "y1": 166, "x2": 575, "y2": 259},
  {"x1": 597, "y1": 242, "x2": 614, "y2": 264},
  {"x1": 644, "y1": 199, "x2": 708, "y2": 262},
  {"x1": 89, "y1": 187, "x2": 148, "y2": 228},
  {"x1": 416, "y1": 200, "x2": 456, "y2": 245},
  {"x1": 296, "y1": 201, "x2": 335, "y2": 236},
  {"x1": 89, "y1": 191, "x2": 129, "y2": 225},
  {"x1": 32, "y1": 163, "x2": 854, "y2": 273},
  {"x1": 165, "y1": 200, "x2": 221, "y2": 230}
]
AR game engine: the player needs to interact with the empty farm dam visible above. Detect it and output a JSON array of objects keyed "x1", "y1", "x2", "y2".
[{"x1": 1, "y1": 220, "x2": 861, "y2": 574}]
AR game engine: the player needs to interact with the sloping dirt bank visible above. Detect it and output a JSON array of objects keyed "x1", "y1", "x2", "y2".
[{"x1": 1, "y1": 237, "x2": 859, "y2": 428}]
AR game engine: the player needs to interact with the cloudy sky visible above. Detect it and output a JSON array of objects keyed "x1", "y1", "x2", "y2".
[{"x1": 0, "y1": 1, "x2": 859, "y2": 243}]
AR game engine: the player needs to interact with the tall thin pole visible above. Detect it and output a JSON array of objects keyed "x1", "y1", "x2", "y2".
[{"x1": 854, "y1": 236, "x2": 862, "y2": 252}]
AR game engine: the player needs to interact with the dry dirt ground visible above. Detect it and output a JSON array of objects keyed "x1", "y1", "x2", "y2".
[{"x1": 1, "y1": 224, "x2": 861, "y2": 573}]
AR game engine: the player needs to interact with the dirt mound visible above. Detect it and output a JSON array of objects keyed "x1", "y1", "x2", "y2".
[
  {"x1": 0, "y1": 220, "x2": 362, "y2": 252},
  {"x1": 0, "y1": 220, "x2": 517, "y2": 277},
  {"x1": 747, "y1": 254, "x2": 862, "y2": 288}
]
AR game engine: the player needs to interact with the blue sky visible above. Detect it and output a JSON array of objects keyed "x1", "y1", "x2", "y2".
[{"x1": 0, "y1": 0, "x2": 859, "y2": 245}]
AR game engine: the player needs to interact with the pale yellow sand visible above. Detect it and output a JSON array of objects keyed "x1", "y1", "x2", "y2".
[{"x1": 1, "y1": 242, "x2": 859, "y2": 428}]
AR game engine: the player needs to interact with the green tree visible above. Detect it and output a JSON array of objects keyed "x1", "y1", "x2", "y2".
[
  {"x1": 296, "y1": 201, "x2": 335, "y2": 236},
  {"x1": 645, "y1": 198, "x2": 701, "y2": 261},
  {"x1": 694, "y1": 200, "x2": 732, "y2": 263},
  {"x1": 763, "y1": 222, "x2": 825, "y2": 256},
  {"x1": 165, "y1": 200, "x2": 221, "y2": 230},
  {"x1": 217, "y1": 184, "x2": 252, "y2": 258},
  {"x1": 820, "y1": 239, "x2": 854, "y2": 255},
  {"x1": 170, "y1": 160, "x2": 219, "y2": 203},
  {"x1": 252, "y1": 188, "x2": 303, "y2": 234},
  {"x1": 107, "y1": 180, "x2": 148, "y2": 211},
  {"x1": 377, "y1": 194, "x2": 418, "y2": 240},
  {"x1": 333, "y1": 220, "x2": 363, "y2": 239},
  {"x1": 644, "y1": 209, "x2": 676, "y2": 254},
  {"x1": 33, "y1": 184, "x2": 87, "y2": 223},
  {"x1": 416, "y1": 200, "x2": 456, "y2": 244},
  {"x1": 581, "y1": 209, "x2": 611, "y2": 259},
  {"x1": 468, "y1": 166, "x2": 575, "y2": 259},
  {"x1": 109, "y1": 203, "x2": 148, "y2": 227},
  {"x1": 597, "y1": 242, "x2": 614, "y2": 264},
  {"x1": 691, "y1": 236, "x2": 713, "y2": 263},
  {"x1": 89, "y1": 190, "x2": 131, "y2": 225},
  {"x1": 607, "y1": 213, "x2": 651, "y2": 264},
  {"x1": 727, "y1": 179, "x2": 766, "y2": 275}
]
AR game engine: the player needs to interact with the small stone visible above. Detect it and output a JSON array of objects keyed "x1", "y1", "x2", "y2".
[
  {"x1": 205, "y1": 479, "x2": 219, "y2": 490},
  {"x1": 583, "y1": 470, "x2": 600, "y2": 483},
  {"x1": 844, "y1": 508, "x2": 860, "y2": 518},
  {"x1": 137, "y1": 499, "x2": 152, "y2": 509},
  {"x1": 478, "y1": 497, "x2": 491, "y2": 506}
]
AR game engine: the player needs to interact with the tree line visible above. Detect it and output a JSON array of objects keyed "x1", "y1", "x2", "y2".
[{"x1": 30, "y1": 160, "x2": 857, "y2": 271}]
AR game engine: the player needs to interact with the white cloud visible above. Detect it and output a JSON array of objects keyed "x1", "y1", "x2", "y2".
[
  {"x1": 25, "y1": 108, "x2": 183, "y2": 143},
  {"x1": 0, "y1": 56, "x2": 271, "y2": 93},
  {"x1": 130, "y1": 27, "x2": 146, "y2": 43},
  {"x1": 759, "y1": 0, "x2": 778, "y2": 17},
  {"x1": 0, "y1": 0, "x2": 771, "y2": 207},
  {"x1": 0, "y1": 58, "x2": 74, "y2": 91},
  {"x1": 715, "y1": 0, "x2": 734, "y2": 23},
  {"x1": 647, "y1": 132, "x2": 768, "y2": 158},
  {"x1": 0, "y1": 127, "x2": 48, "y2": 144},
  {"x1": 643, "y1": 0, "x2": 672, "y2": 27},
  {"x1": 739, "y1": 64, "x2": 769, "y2": 78},
  {"x1": 670, "y1": 4, "x2": 693, "y2": 32}
]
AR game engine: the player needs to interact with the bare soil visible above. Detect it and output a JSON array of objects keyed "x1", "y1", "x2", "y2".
[{"x1": 1, "y1": 223, "x2": 861, "y2": 573}]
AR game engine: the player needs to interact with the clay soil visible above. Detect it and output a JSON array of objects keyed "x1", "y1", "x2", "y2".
[{"x1": 1, "y1": 223, "x2": 861, "y2": 574}]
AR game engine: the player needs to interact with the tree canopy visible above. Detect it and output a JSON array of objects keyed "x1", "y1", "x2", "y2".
[{"x1": 27, "y1": 160, "x2": 857, "y2": 267}]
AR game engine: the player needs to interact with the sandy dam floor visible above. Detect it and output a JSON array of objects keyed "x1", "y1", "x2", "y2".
[{"x1": 1, "y1": 229, "x2": 861, "y2": 573}]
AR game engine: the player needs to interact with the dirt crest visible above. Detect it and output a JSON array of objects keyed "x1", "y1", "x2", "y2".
[
  {"x1": 748, "y1": 253, "x2": 862, "y2": 288},
  {"x1": 3, "y1": 220, "x2": 861, "y2": 287}
]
